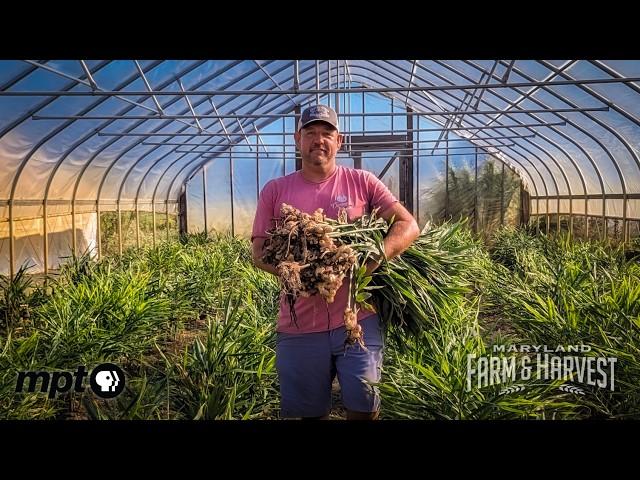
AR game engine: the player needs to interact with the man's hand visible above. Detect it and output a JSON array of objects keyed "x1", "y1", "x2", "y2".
[
  {"x1": 251, "y1": 237, "x2": 279, "y2": 276},
  {"x1": 364, "y1": 255, "x2": 381, "y2": 276},
  {"x1": 377, "y1": 202, "x2": 420, "y2": 263}
]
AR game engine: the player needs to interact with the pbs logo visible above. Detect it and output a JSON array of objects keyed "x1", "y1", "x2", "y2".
[{"x1": 89, "y1": 363, "x2": 125, "y2": 399}]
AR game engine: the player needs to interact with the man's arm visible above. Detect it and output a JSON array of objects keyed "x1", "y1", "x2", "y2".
[
  {"x1": 252, "y1": 237, "x2": 279, "y2": 276},
  {"x1": 365, "y1": 202, "x2": 420, "y2": 275}
]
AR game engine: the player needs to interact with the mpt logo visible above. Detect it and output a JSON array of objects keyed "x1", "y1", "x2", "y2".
[{"x1": 16, "y1": 362, "x2": 125, "y2": 399}]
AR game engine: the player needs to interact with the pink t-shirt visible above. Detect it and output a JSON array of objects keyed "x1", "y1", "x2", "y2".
[{"x1": 252, "y1": 165, "x2": 398, "y2": 333}]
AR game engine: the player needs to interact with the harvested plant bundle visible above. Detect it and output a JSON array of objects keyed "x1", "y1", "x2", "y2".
[
  {"x1": 262, "y1": 204, "x2": 475, "y2": 347},
  {"x1": 371, "y1": 222, "x2": 475, "y2": 348},
  {"x1": 261, "y1": 204, "x2": 371, "y2": 345}
]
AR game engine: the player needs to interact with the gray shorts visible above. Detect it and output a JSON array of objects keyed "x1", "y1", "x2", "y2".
[{"x1": 276, "y1": 315, "x2": 384, "y2": 418}]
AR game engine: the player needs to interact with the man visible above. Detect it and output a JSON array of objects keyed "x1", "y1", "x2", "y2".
[{"x1": 251, "y1": 104, "x2": 419, "y2": 420}]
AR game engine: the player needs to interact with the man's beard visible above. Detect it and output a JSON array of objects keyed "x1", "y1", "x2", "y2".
[{"x1": 308, "y1": 151, "x2": 328, "y2": 165}]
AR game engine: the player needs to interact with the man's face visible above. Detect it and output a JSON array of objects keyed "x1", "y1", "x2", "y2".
[{"x1": 294, "y1": 122, "x2": 343, "y2": 169}]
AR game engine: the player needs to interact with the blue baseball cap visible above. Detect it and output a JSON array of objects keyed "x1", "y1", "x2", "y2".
[{"x1": 297, "y1": 104, "x2": 339, "y2": 132}]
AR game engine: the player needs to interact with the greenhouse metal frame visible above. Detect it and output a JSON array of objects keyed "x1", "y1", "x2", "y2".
[{"x1": 1, "y1": 60, "x2": 639, "y2": 276}]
